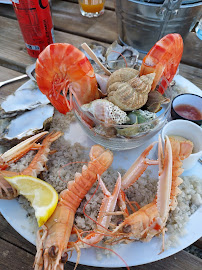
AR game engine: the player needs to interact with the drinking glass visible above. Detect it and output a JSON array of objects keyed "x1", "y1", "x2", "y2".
[{"x1": 79, "y1": 0, "x2": 105, "y2": 18}]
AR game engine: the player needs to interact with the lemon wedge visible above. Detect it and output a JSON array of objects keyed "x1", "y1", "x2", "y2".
[{"x1": 4, "y1": 175, "x2": 58, "y2": 227}]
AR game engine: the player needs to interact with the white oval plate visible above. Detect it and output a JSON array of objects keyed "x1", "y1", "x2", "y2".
[{"x1": 0, "y1": 75, "x2": 201, "y2": 268}]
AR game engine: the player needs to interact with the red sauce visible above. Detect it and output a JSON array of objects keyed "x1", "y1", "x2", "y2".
[{"x1": 174, "y1": 104, "x2": 201, "y2": 120}]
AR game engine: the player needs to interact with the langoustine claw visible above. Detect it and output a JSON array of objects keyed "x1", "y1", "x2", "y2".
[
  {"x1": 0, "y1": 131, "x2": 48, "y2": 171},
  {"x1": 118, "y1": 141, "x2": 158, "y2": 216}
]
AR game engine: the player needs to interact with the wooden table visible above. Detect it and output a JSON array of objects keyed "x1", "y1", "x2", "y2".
[{"x1": 0, "y1": 1, "x2": 201, "y2": 270}]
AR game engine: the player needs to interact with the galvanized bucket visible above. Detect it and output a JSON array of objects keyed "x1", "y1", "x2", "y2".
[{"x1": 115, "y1": 0, "x2": 202, "y2": 53}]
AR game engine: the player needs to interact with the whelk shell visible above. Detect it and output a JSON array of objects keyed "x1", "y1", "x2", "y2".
[
  {"x1": 81, "y1": 99, "x2": 130, "y2": 125},
  {"x1": 107, "y1": 73, "x2": 155, "y2": 111},
  {"x1": 107, "y1": 68, "x2": 139, "y2": 93}
]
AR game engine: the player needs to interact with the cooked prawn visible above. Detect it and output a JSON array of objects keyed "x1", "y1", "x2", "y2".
[
  {"x1": 35, "y1": 43, "x2": 100, "y2": 114},
  {"x1": 67, "y1": 173, "x2": 121, "y2": 252},
  {"x1": 140, "y1": 33, "x2": 183, "y2": 94},
  {"x1": 108, "y1": 136, "x2": 173, "y2": 245},
  {"x1": 34, "y1": 144, "x2": 113, "y2": 270},
  {"x1": 108, "y1": 135, "x2": 193, "y2": 250}
]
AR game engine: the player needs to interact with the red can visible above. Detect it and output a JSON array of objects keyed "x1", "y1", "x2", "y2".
[{"x1": 12, "y1": 0, "x2": 55, "y2": 58}]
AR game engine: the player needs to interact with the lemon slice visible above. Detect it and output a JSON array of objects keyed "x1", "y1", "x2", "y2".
[{"x1": 4, "y1": 175, "x2": 58, "y2": 227}]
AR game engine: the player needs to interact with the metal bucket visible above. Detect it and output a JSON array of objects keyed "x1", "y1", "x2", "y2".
[{"x1": 115, "y1": 0, "x2": 202, "y2": 53}]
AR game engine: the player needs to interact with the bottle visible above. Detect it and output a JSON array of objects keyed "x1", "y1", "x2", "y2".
[
  {"x1": 11, "y1": 0, "x2": 55, "y2": 58},
  {"x1": 196, "y1": 18, "x2": 202, "y2": 41}
]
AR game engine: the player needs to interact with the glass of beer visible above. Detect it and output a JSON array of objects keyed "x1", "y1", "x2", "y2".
[{"x1": 79, "y1": 0, "x2": 105, "y2": 18}]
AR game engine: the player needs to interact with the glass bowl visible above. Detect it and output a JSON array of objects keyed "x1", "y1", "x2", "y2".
[{"x1": 73, "y1": 78, "x2": 172, "y2": 151}]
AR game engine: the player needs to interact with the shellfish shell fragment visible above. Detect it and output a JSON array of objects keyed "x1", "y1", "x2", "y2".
[
  {"x1": 117, "y1": 110, "x2": 158, "y2": 137},
  {"x1": 81, "y1": 99, "x2": 130, "y2": 125},
  {"x1": 105, "y1": 41, "x2": 139, "y2": 70},
  {"x1": 107, "y1": 73, "x2": 156, "y2": 111},
  {"x1": 0, "y1": 105, "x2": 54, "y2": 144},
  {"x1": 1, "y1": 80, "x2": 50, "y2": 113},
  {"x1": 145, "y1": 90, "x2": 170, "y2": 113}
]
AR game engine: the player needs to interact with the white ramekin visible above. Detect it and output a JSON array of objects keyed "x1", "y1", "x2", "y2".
[{"x1": 161, "y1": 120, "x2": 202, "y2": 170}]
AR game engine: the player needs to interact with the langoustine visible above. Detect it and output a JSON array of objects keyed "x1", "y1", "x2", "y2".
[
  {"x1": 34, "y1": 144, "x2": 113, "y2": 270},
  {"x1": 108, "y1": 135, "x2": 193, "y2": 248},
  {"x1": 66, "y1": 173, "x2": 121, "y2": 254},
  {"x1": 0, "y1": 131, "x2": 62, "y2": 200}
]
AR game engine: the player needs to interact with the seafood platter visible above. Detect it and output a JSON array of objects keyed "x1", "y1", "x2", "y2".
[{"x1": 0, "y1": 33, "x2": 202, "y2": 269}]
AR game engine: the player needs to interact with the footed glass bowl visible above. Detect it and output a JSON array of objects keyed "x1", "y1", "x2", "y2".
[{"x1": 73, "y1": 78, "x2": 172, "y2": 151}]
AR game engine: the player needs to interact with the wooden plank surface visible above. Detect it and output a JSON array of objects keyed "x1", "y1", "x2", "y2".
[
  {"x1": 0, "y1": 16, "x2": 108, "y2": 73},
  {"x1": 0, "y1": 2, "x2": 201, "y2": 68},
  {"x1": 0, "y1": 16, "x2": 201, "y2": 90}
]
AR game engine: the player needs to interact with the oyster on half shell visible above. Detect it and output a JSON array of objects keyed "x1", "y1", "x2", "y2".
[
  {"x1": 0, "y1": 105, "x2": 54, "y2": 145},
  {"x1": 79, "y1": 41, "x2": 139, "y2": 72},
  {"x1": 1, "y1": 79, "x2": 49, "y2": 114},
  {"x1": 105, "y1": 41, "x2": 139, "y2": 70}
]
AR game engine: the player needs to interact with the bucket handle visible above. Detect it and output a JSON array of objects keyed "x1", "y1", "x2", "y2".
[
  {"x1": 157, "y1": 0, "x2": 183, "y2": 17},
  {"x1": 157, "y1": 0, "x2": 183, "y2": 40}
]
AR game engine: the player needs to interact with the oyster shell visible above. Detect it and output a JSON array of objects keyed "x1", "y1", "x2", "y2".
[
  {"x1": 80, "y1": 41, "x2": 139, "y2": 72},
  {"x1": 26, "y1": 63, "x2": 36, "y2": 82},
  {"x1": 105, "y1": 41, "x2": 139, "y2": 70},
  {"x1": 0, "y1": 105, "x2": 54, "y2": 144},
  {"x1": 1, "y1": 79, "x2": 49, "y2": 113},
  {"x1": 107, "y1": 73, "x2": 155, "y2": 111},
  {"x1": 81, "y1": 99, "x2": 130, "y2": 125}
]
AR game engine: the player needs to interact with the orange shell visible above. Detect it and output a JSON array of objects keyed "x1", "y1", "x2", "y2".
[
  {"x1": 140, "y1": 34, "x2": 183, "y2": 94},
  {"x1": 36, "y1": 43, "x2": 99, "y2": 114}
]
